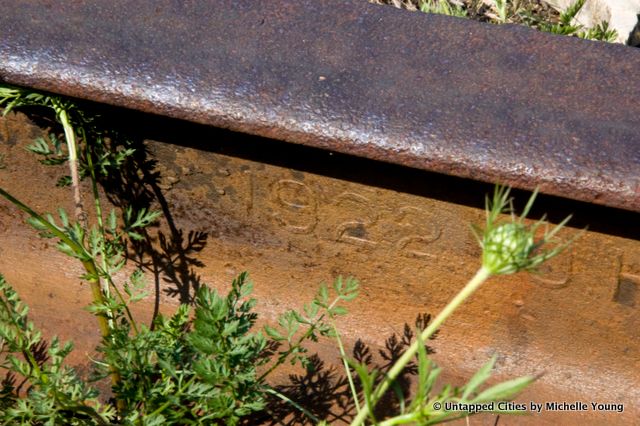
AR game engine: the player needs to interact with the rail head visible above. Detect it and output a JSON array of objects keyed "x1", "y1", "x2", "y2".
[{"x1": 0, "y1": 0, "x2": 638, "y2": 212}]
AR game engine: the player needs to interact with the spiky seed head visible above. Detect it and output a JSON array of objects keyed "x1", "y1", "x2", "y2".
[
  {"x1": 475, "y1": 185, "x2": 578, "y2": 276},
  {"x1": 483, "y1": 222, "x2": 535, "y2": 275}
]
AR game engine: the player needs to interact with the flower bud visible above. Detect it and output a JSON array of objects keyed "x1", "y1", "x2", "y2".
[{"x1": 482, "y1": 223, "x2": 534, "y2": 275}]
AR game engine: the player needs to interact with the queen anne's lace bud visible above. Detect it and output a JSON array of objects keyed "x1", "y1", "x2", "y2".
[{"x1": 482, "y1": 223, "x2": 534, "y2": 275}]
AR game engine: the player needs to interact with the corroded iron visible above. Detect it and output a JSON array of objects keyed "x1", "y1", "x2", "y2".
[{"x1": 0, "y1": 0, "x2": 638, "y2": 212}]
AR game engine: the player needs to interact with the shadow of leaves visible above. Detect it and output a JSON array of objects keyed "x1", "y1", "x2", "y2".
[
  {"x1": 253, "y1": 312, "x2": 438, "y2": 424},
  {"x1": 91, "y1": 114, "x2": 209, "y2": 315}
]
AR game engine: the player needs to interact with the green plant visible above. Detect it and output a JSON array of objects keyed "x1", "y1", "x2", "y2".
[
  {"x1": 418, "y1": 0, "x2": 467, "y2": 17},
  {"x1": 344, "y1": 185, "x2": 577, "y2": 425},
  {"x1": 0, "y1": 85, "x2": 138, "y2": 400},
  {"x1": 521, "y1": 0, "x2": 618, "y2": 42},
  {"x1": 491, "y1": 0, "x2": 509, "y2": 23},
  {"x1": 0, "y1": 85, "x2": 358, "y2": 424},
  {"x1": 0, "y1": 274, "x2": 115, "y2": 425}
]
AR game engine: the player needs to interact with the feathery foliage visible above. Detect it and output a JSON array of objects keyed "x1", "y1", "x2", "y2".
[{"x1": 0, "y1": 84, "x2": 358, "y2": 424}]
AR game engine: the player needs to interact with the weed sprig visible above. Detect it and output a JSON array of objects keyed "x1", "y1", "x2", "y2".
[
  {"x1": 0, "y1": 85, "x2": 355, "y2": 423},
  {"x1": 347, "y1": 186, "x2": 576, "y2": 425}
]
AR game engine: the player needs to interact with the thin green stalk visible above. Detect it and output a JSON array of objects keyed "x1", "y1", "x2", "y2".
[
  {"x1": 0, "y1": 188, "x2": 87, "y2": 259},
  {"x1": 76, "y1": 257, "x2": 126, "y2": 415},
  {"x1": 350, "y1": 266, "x2": 493, "y2": 426},
  {"x1": 146, "y1": 374, "x2": 197, "y2": 419},
  {"x1": 81, "y1": 130, "x2": 111, "y2": 294},
  {"x1": 57, "y1": 108, "x2": 86, "y2": 228},
  {"x1": 79, "y1": 267, "x2": 124, "y2": 414},
  {"x1": 57, "y1": 110, "x2": 129, "y2": 414},
  {"x1": 62, "y1": 114, "x2": 139, "y2": 341},
  {"x1": 72, "y1": 130, "x2": 140, "y2": 334},
  {"x1": 54, "y1": 108, "x2": 128, "y2": 381},
  {"x1": 265, "y1": 387, "x2": 321, "y2": 424},
  {"x1": 333, "y1": 322, "x2": 361, "y2": 413},
  {"x1": 0, "y1": 188, "x2": 110, "y2": 337},
  {"x1": 378, "y1": 411, "x2": 471, "y2": 426},
  {"x1": 0, "y1": 188, "x2": 123, "y2": 400},
  {"x1": 377, "y1": 411, "x2": 418, "y2": 426},
  {"x1": 61, "y1": 405, "x2": 110, "y2": 426},
  {"x1": 103, "y1": 273, "x2": 140, "y2": 335},
  {"x1": 80, "y1": 129, "x2": 139, "y2": 335}
]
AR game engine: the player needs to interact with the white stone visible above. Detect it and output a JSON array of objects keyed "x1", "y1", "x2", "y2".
[{"x1": 545, "y1": 0, "x2": 640, "y2": 44}]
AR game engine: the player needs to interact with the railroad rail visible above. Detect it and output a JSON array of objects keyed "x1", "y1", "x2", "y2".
[{"x1": 1, "y1": 1, "x2": 639, "y2": 425}]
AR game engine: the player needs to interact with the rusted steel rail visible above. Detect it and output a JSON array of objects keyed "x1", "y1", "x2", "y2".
[
  {"x1": 1, "y1": 1, "x2": 639, "y2": 425},
  {"x1": 1, "y1": 0, "x2": 639, "y2": 212}
]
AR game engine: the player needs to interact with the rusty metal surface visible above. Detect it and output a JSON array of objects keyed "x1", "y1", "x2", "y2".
[
  {"x1": 0, "y1": 0, "x2": 639, "y2": 212},
  {"x1": 1, "y1": 110, "x2": 639, "y2": 424}
]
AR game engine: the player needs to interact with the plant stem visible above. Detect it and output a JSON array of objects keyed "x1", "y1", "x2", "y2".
[
  {"x1": 333, "y1": 322, "x2": 360, "y2": 413},
  {"x1": 265, "y1": 387, "x2": 321, "y2": 424},
  {"x1": 0, "y1": 188, "x2": 123, "y2": 408},
  {"x1": 377, "y1": 411, "x2": 417, "y2": 426},
  {"x1": 350, "y1": 266, "x2": 493, "y2": 426},
  {"x1": 147, "y1": 374, "x2": 197, "y2": 419},
  {"x1": 104, "y1": 273, "x2": 140, "y2": 335},
  {"x1": 0, "y1": 188, "x2": 112, "y2": 340},
  {"x1": 56, "y1": 108, "x2": 123, "y2": 369},
  {"x1": 81, "y1": 129, "x2": 112, "y2": 311},
  {"x1": 80, "y1": 129, "x2": 139, "y2": 335},
  {"x1": 57, "y1": 108, "x2": 86, "y2": 229},
  {"x1": 378, "y1": 411, "x2": 469, "y2": 426},
  {"x1": 80, "y1": 260, "x2": 124, "y2": 395},
  {"x1": 258, "y1": 294, "x2": 342, "y2": 383}
]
